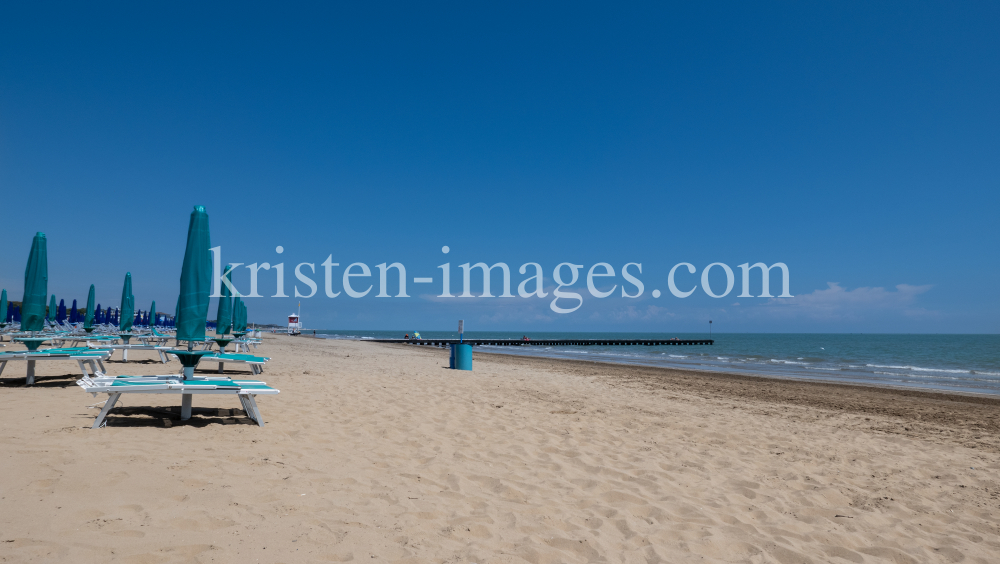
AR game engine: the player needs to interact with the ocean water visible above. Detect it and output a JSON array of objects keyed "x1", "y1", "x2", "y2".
[{"x1": 313, "y1": 330, "x2": 1000, "y2": 396}]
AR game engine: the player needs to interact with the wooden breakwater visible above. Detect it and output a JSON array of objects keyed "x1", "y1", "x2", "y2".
[{"x1": 368, "y1": 338, "x2": 713, "y2": 347}]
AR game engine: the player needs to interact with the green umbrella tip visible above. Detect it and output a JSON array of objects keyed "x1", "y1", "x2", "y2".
[{"x1": 194, "y1": 205, "x2": 205, "y2": 212}]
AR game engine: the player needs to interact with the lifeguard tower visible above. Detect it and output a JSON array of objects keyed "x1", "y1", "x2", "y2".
[{"x1": 287, "y1": 312, "x2": 301, "y2": 336}]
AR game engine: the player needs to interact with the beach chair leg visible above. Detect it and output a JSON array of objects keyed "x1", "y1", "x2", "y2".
[
  {"x1": 97, "y1": 359, "x2": 107, "y2": 373},
  {"x1": 89, "y1": 360, "x2": 102, "y2": 376},
  {"x1": 238, "y1": 395, "x2": 252, "y2": 420},
  {"x1": 244, "y1": 394, "x2": 265, "y2": 427},
  {"x1": 0, "y1": 360, "x2": 6, "y2": 377},
  {"x1": 77, "y1": 360, "x2": 90, "y2": 379},
  {"x1": 26, "y1": 360, "x2": 36, "y2": 386},
  {"x1": 91, "y1": 393, "x2": 121, "y2": 429},
  {"x1": 158, "y1": 351, "x2": 167, "y2": 363},
  {"x1": 181, "y1": 394, "x2": 193, "y2": 420}
]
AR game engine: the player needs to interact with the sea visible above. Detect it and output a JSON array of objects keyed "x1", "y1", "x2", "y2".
[{"x1": 312, "y1": 330, "x2": 1000, "y2": 396}]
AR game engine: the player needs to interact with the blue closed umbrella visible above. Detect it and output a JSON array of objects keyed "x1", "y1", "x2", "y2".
[
  {"x1": 14, "y1": 306, "x2": 22, "y2": 322},
  {"x1": 70, "y1": 299, "x2": 78, "y2": 323},
  {"x1": 57, "y1": 299, "x2": 67, "y2": 323}
]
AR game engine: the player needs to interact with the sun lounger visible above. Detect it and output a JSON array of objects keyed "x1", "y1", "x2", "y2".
[
  {"x1": 198, "y1": 352, "x2": 270, "y2": 375},
  {"x1": 0, "y1": 347, "x2": 112, "y2": 384},
  {"x1": 136, "y1": 334, "x2": 172, "y2": 346},
  {"x1": 76, "y1": 374, "x2": 279, "y2": 428},
  {"x1": 96, "y1": 343, "x2": 172, "y2": 363}
]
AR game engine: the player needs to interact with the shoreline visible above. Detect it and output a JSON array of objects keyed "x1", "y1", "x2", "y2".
[
  {"x1": 321, "y1": 332, "x2": 1000, "y2": 397},
  {"x1": 472, "y1": 344, "x2": 1000, "y2": 401}
]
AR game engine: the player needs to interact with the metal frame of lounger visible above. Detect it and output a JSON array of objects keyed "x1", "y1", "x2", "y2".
[
  {"x1": 77, "y1": 374, "x2": 277, "y2": 428},
  {"x1": 230, "y1": 338, "x2": 262, "y2": 352}
]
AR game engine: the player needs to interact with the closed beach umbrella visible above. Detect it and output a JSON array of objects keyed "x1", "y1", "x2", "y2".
[
  {"x1": 231, "y1": 294, "x2": 241, "y2": 332},
  {"x1": 216, "y1": 265, "x2": 233, "y2": 335},
  {"x1": 57, "y1": 299, "x2": 67, "y2": 323},
  {"x1": 176, "y1": 206, "x2": 212, "y2": 342},
  {"x1": 14, "y1": 306, "x2": 21, "y2": 323},
  {"x1": 85, "y1": 286, "x2": 96, "y2": 329},
  {"x1": 70, "y1": 299, "x2": 78, "y2": 323},
  {"x1": 120, "y1": 272, "x2": 134, "y2": 332},
  {"x1": 0, "y1": 289, "x2": 7, "y2": 326},
  {"x1": 237, "y1": 299, "x2": 247, "y2": 332},
  {"x1": 149, "y1": 300, "x2": 156, "y2": 327},
  {"x1": 48, "y1": 295, "x2": 57, "y2": 322},
  {"x1": 21, "y1": 233, "x2": 48, "y2": 332}
]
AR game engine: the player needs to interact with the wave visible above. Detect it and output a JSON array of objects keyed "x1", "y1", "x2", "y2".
[{"x1": 866, "y1": 364, "x2": 971, "y2": 375}]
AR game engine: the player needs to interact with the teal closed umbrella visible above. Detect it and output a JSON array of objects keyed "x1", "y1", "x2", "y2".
[
  {"x1": 231, "y1": 294, "x2": 242, "y2": 333},
  {"x1": 21, "y1": 233, "x2": 48, "y2": 332},
  {"x1": 176, "y1": 206, "x2": 212, "y2": 342},
  {"x1": 119, "y1": 272, "x2": 135, "y2": 333},
  {"x1": 215, "y1": 265, "x2": 233, "y2": 335},
  {"x1": 48, "y1": 295, "x2": 57, "y2": 323},
  {"x1": 0, "y1": 289, "x2": 6, "y2": 327},
  {"x1": 149, "y1": 300, "x2": 156, "y2": 327},
  {"x1": 84, "y1": 284, "x2": 96, "y2": 330}
]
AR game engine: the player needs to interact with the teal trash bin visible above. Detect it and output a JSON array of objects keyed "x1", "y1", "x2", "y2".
[{"x1": 454, "y1": 343, "x2": 472, "y2": 371}]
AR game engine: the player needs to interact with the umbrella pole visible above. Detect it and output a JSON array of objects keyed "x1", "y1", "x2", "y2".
[
  {"x1": 181, "y1": 341, "x2": 196, "y2": 419},
  {"x1": 181, "y1": 394, "x2": 192, "y2": 420},
  {"x1": 26, "y1": 360, "x2": 35, "y2": 386}
]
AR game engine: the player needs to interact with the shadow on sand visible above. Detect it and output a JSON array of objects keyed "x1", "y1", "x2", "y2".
[{"x1": 81, "y1": 405, "x2": 257, "y2": 428}]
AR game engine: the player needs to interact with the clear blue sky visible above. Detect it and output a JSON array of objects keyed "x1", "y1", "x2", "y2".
[{"x1": 1, "y1": 2, "x2": 997, "y2": 333}]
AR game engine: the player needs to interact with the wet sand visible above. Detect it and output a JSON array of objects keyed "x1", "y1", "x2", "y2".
[{"x1": 1, "y1": 334, "x2": 998, "y2": 563}]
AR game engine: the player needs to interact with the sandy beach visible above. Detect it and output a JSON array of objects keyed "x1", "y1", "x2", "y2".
[{"x1": 1, "y1": 335, "x2": 999, "y2": 563}]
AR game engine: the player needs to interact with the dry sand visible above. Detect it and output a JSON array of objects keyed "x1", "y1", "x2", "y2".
[{"x1": 1, "y1": 335, "x2": 999, "y2": 563}]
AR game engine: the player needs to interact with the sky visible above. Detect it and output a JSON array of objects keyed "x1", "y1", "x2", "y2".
[{"x1": 1, "y1": 2, "x2": 997, "y2": 333}]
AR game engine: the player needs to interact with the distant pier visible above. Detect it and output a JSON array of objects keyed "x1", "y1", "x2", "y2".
[{"x1": 368, "y1": 338, "x2": 714, "y2": 347}]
